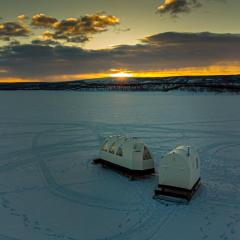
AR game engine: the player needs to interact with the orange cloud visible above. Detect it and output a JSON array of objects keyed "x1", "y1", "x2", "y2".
[
  {"x1": 31, "y1": 12, "x2": 120, "y2": 43},
  {"x1": 131, "y1": 65, "x2": 240, "y2": 78},
  {"x1": 0, "y1": 77, "x2": 36, "y2": 83},
  {"x1": 157, "y1": 0, "x2": 204, "y2": 16},
  {"x1": 48, "y1": 73, "x2": 110, "y2": 82},
  {"x1": 17, "y1": 15, "x2": 28, "y2": 22},
  {"x1": 31, "y1": 13, "x2": 58, "y2": 28}
]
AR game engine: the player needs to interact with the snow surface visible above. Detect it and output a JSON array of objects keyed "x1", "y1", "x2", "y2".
[{"x1": 0, "y1": 91, "x2": 239, "y2": 240}]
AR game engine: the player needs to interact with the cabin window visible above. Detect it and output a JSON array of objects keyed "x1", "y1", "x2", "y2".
[
  {"x1": 109, "y1": 142, "x2": 117, "y2": 154},
  {"x1": 196, "y1": 157, "x2": 199, "y2": 169},
  {"x1": 143, "y1": 146, "x2": 152, "y2": 160},
  {"x1": 116, "y1": 146, "x2": 123, "y2": 157},
  {"x1": 101, "y1": 141, "x2": 109, "y2": 152}
]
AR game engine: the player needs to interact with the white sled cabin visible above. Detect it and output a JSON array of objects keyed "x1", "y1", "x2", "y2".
[
  {"x1": 155, "y1": 145, "x2": 201, "y2": 201},
  {"x1": 94, "y1": 136, "x2": 155, "y2": 176}
]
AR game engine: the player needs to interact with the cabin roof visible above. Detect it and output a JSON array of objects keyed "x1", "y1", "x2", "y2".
[{"x1": 167, "y1": 145, "x2": 198, "y2": 158}]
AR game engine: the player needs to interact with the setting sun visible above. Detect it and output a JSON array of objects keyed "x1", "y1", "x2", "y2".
[{"x1": 109, "y1": 71, "x2": 133, "y2": 79}]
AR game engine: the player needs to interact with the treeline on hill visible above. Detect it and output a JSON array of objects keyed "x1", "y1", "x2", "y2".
[{"x1": 1, "y1": 75, "x2": 240, "y2": 92}]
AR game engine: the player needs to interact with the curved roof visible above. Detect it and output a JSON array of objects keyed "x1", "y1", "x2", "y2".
[
  {"x1": 167, "y1": 145, "x2": 198, "y2": 158},
  {"x1": 101, "y1": 135, "x2": 145, "y2": 153},
  {"x1": 104, "y1": 135, "x2": 144, "y2": 145}
]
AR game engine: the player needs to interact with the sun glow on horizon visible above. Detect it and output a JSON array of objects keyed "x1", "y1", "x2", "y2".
[
  {"x1": 109, "y1": 71, "x2": 134, "y2": 79},
  {"x1": 1, "y1": 65, "x2": 240, "y2": 83}
]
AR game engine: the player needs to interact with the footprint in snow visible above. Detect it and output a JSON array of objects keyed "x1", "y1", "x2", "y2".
[
  {"x1": 45, "y1": 227, "x2": 53, "y2": 232},
  {"x1": 203, "y1": 234, "x2": 208, "y2": 239},
  {"x1": 11, "y1": 212, "x2": 20, "y2": 216},
  {"x1": 219, "y1": 233, "x2": 225, "y2": 239},
  {"x1": 226, "y1": 222, "x2": 233, "y2": 227},
  {"x1": 67, "y1": 237, "x2": 76, "y2": 240},
  {"x1": 34, "y1": 226, "x2": 41, "y2": 231}
]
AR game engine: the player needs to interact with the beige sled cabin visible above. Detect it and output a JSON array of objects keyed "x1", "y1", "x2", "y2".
[
  {"x1": 155, "y1": 145, "x2": 201, "y2": 201},
  {"x1": 93, "y1": 136, "x2": 155, "y2": 177}
]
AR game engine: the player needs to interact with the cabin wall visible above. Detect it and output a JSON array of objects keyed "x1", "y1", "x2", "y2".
[
  {"x1": 159, "y1": 155, "x2": 191, "y2": 189},
  {"x1": 99, "y1": 138, "x2": 154, "y2": 171},
  {"x1": 99, "y1": 142, "x2": 133, "y2": 169},
  {"x1": 142, "y1": 159, "x2": 154, "y2": 170},
  {"x1": 132, "y1": 151, "x2": 143, "y2": 170},
  {"x1": 189, "y1": 154, "x2": 201, "y2": 188}
]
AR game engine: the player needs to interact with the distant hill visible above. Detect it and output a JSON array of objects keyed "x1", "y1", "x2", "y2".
[{"x1": 1, "y1": 75, "x2": 240, "y2": 92}]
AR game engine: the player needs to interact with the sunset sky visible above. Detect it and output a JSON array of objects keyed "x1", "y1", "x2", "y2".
[{"x1": 0, "y1": 0, "x2": 240, "y2": 82}]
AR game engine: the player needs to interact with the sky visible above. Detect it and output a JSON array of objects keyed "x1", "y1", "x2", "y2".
[{"x1": 0, "y1": 0, "x2": 240, "y2": 82}]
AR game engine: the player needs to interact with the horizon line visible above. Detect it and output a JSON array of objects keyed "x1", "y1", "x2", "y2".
[{"x1": 1, "y1": 73, "x2": 240, "y2": 84}]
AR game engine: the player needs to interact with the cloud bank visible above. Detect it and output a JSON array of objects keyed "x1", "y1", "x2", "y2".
[
  {"x1": 0, "y1": 12, "x2": 120, "y2": 43},
  {"x1": 0, "y1": 32, "x2": 239, "y2": 81}
]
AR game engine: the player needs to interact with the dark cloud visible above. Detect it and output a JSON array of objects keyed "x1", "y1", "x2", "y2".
[
  {"x1": 66, "y1": 36, "x2": 90, "y2": 43},
  {"x1": 142, "y1": 32, "x2": 240, "y2": 44},
  {"x1": 9, "y1": 40, "x2": 21, "y2": 46},
  {"x1": 0, "y1": 21, "x2": 29, "y2": 40},
  {"x1": 0, "y1": 32, "x2": 239, "y2": 81},
  {"x1": 31, "y1": 31, "x2": 60, "y2": 45},
  {"x1": 0, "y1": 44, "x2": 115, "y2": 79},
  {"x1": 157, "y1": 0, "x2": 225, "y2": 16},
  {"x1": 31, "y1": 39, "x2": 59, "y2": 46}
]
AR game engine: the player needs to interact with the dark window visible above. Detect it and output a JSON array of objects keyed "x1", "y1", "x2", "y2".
[
  {"x1": 116, "y1": 146, "x2": 123, "y2": 157},
  {"x1": 143, "y1": 146, "x2": 152, "y2": 160},
  {"x1": 196, "y1": 157, "x2": 199, "y2": 169},
  {"x1": 101, "y1": 141, "x2": 109, "y2": 152},
  {"x1": 109, "y1": 142, "x2": 117, "y2": 154}
]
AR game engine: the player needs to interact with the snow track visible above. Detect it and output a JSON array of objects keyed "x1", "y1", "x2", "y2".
[{"x1": 32, "y1": 129, "x2": 139, "y2": 212}]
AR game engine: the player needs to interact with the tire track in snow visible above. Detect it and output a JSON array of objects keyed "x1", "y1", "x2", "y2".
[
  {"x1": 0, "y1": 234, "x2": 22, "y2": 240},
  {"x1": 32, "y1": 128, "x2": 139, "y2": 212},
  {"x1": 31, "y1": 124, "x2": 166, "y2": 240},
  {"x1": 97, "y1": 204, "x2": 178, "y2": 240},
  {"x1": 0, "y1": 132, "x2": 98, "y2": 175}
]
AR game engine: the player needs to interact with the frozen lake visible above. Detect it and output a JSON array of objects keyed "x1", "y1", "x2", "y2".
[{"x1": 0, "y1": 91, "x2": 239, "y2": 240}]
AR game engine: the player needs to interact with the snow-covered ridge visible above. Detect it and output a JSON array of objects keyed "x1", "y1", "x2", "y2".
[{"x1": 1, "y1": 75, "x2": 240, "y2": 92}]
